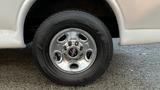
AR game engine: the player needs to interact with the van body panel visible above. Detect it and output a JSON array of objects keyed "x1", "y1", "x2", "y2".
[
  {"x1": 0, "y1": 0, "x2": 159, "y2": 48},
  {"x1": 116, "y1": 0, "x2": 160, "y2": 29}
]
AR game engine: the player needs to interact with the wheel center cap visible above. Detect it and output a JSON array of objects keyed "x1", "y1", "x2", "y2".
[{"x1": 68, "y1": 47, "x2": 78, "y2": 57}]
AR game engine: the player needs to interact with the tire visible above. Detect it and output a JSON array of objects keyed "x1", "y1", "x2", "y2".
[{"x1": 32, "y1": 10, "x2": 113, "y2": 86}]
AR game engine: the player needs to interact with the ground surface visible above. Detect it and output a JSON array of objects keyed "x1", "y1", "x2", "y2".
[{"x1": 0, "y1": 38, "x2": 160, "y2": 90}]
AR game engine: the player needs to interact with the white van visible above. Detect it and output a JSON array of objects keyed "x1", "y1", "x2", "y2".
[{"x1": 0, "y1": 0, "x2": 160, "y2": 85}]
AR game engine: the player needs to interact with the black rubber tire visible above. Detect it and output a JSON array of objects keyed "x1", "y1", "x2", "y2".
[{"x1": 32, "y1": 10, "x2": 113, "y2": 86}]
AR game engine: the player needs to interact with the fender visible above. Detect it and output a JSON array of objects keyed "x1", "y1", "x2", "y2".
[
  {"x1": 17, "y1": 0, "x2": 123, "y2": 47},
  {"x1": 16, "y1": 0, "x2": 36, "y2": 48},
  {"x1": 0, "y1": 0, "x2": 36, "y2": 48},
  {"x1": 106, "y1": 0, "x2": 124, "y2": 45}
]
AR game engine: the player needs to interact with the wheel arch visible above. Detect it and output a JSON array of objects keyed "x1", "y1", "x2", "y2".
[
  {"x1": 16, "y1": 0, "x2": 36, "y2": 46},
  {"x1": 17, "y1": 0, "x2": 124, "y2": 45}
]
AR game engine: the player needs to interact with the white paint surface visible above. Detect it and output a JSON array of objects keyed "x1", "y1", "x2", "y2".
[{"x1": 0, "y1": 0, "x2": 160, "y2": 48}]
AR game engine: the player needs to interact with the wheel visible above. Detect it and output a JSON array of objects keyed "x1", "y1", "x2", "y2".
[{"x1": 32, "y1": 10, "x2": 113, "y2": 86}]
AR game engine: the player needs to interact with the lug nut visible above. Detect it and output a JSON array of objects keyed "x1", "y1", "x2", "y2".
[
  {"x1": 68, "y1": 41, "x2": 72, "y2": 46},
  {"x1": 63, "y1": 46, "x2": 67, "y2": 50},
  {"x1": 80, "y1": 46, "x2": 83, "y2": 51},
  {"x1": 75, "y1": 41, "x2": 79, "y2": 46}
]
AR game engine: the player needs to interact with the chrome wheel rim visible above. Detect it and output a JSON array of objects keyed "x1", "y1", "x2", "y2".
[{"x1": 49, "y1": 28, "x2": 97, "y2": 74}]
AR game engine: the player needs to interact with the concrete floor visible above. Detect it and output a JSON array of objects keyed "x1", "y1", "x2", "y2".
[{"x1": 0, "y1": 38, "x2": 160, "y2": 90}]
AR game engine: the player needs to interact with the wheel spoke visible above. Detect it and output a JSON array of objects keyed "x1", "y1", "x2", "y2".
[
  {"x1": 56, "y1": 59, "x2": 70, "y2": 71},
  {"x1": 66, "y1": 30, "x2": 79, "y2": 40},
  {"x1": 50, "y1": 43, "x2": 63, "y2": 54},
  {"x1": 77, "y1": 58, "x2": 91, "y2": 70}
]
